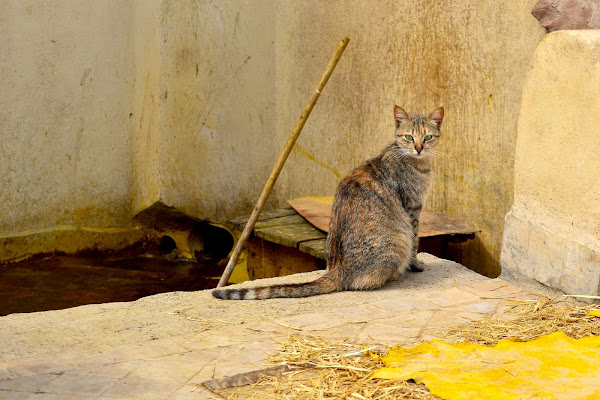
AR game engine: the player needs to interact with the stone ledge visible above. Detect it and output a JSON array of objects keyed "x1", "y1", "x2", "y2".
[{"x1": 501, "y1": 210, "x2": 600, "y2": 299}]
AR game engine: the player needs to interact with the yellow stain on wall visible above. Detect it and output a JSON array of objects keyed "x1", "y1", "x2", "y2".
[
  {"x1": 372, "y1": 332, "x2": 600, "y2": 400},
  {"x1": 293, "y1": 143, "x2": 343, "y2": 181}
]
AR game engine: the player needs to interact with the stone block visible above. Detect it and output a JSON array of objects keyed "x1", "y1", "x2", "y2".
[{"x1": 501, "y1": 31, "x2": 600, "y2": 298}]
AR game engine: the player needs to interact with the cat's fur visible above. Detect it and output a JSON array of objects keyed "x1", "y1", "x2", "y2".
[{"x1": 213, "y1": 105, "x2": 444, "y2": 300}]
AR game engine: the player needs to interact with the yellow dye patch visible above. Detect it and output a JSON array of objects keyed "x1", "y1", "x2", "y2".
[
  {"x1": 372, "y1": 332, "x2": 600, "y2": 400},
  {"x1": 293, "y1": 144, "x2": 343, "y2": 181},
  {"x1": 589, "y1": 310, "x2": 600, "y2": 318}
]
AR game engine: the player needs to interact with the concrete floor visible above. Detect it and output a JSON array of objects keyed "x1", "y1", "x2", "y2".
[{"x1": 0, "y1": 253, "x2": 559, "y2": 399}]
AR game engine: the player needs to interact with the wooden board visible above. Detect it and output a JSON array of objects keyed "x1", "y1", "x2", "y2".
[
  {"x1": 287, "y1": 196, "x2": 478, "y2": 238},
  {"x1": 287, "y1": 197, "x2": 333, "y2": 232}
]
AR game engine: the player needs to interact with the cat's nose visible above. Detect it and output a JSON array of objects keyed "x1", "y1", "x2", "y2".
[{"x1": 415, "y1": 144, "x2": 423, "y2": 154}]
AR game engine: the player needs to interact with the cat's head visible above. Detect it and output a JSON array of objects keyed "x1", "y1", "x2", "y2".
[{"x1": 393, "y1": 106, "x2": 444, "y2": 158}]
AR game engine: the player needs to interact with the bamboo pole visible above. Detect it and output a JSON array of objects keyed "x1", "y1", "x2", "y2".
[{"x1": 217, "y1": 36, "x2": 350, "y2": 288}]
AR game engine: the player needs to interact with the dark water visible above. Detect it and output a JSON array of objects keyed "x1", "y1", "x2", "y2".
[{"x1": 0, "y1": 255, "x2": 225, "y2": 316}]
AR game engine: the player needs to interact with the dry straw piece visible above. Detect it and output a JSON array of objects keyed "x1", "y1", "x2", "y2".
[
  {"x1": 439, "y1": 295, "x2": 600, "y2": 346},
  {"x1": 210, "y1": 296, "x2": 600, "y2": 399}
]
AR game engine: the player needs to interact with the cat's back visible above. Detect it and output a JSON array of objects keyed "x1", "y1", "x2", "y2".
[{"x1": 329, "y1": 150, "x2": 408, "y2": 233}]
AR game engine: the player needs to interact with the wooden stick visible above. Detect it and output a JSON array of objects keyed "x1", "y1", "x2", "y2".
[{"x1": 217, "y1": 36, "x2": 350, "y2": 288}]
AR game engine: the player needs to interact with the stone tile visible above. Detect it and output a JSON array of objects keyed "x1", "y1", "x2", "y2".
[
  {"x1": 275, "y1": 313, "x2": 345, "y2": 331},
  {"x1": 169, "y1": 333, "x2": 232, "y2": 351},
  {"x1": 63, "y1": 360, "x2": 142, "y2": 379},
  {"x1": 187, "y1": 364, "x2": 217, "y2": 385},
  {"x1": 314, "y1": 322, "x2": 367, "y2": 341},
  {"x1": 462, "y1": 279, "x2": 509, "y2": 293},
  {"x1": 415, "y1": 287, "x2": 481, "y2": 307},
  {"x1": 0, "y1": 391, "x2": 32, "y2": 400},
  {"x1": 176, "y1": 325, "x2": 277, "y2": 351},
  {"x1": 29, "y1": 393, "x2": 99, "y2": 399},
  {"x1": 188, "y1": 343, "x2": 273, "y2": 384},
  {"x1": 212, "y1": 346, "x2": 270, "y2": 379},
  {"x1": 503, "y1": 291, "x2": 538, "y2": 301},
  {"x1": 417, "y1": 333, "x2": 445, "y2": 343},
  {"x1": 127, "y1": 359, "x2": 202, "y2": 383},
  {"x1": 213, "y1": 326, "x2": 278, "y2": 344},
  {"x1": 5, "y1": 357, "x2": 73, "y2": 378},
  {"x1": 447, "y1": 300, "x2": 500, "y2": 314},
  {"x1": 357, "y1": 324, "x2": 422, "y2": 346},
  {"x1": 0, "y1": 366, "x2": 14, "y2": 381},
  {"x1": 354, "y1": 310, "x2": 434, "y2": 346},
  {"x1": 425, "y1": 310, "x2": 471, "y2": 328},
  {"x1": 462, "y1": 279, "x2": 524, "y2": 298},
  {"x1": 102, "y1": 376, "x2": 183, "y2": 399},
  {"x1": 97, "y1": 397, "x2": 146, "y2": 400},
  {"x1": 90, "y1": 338, "x2": 188, "y2": 366},
  {"x1": 241, "y1": 322, "x2": 294, "y2": 336},
  {"x1": 56, "y1": 350, "x2": 106, "y2": 370},
  {"x1": 370, "y1": 296, "x2": 440, "y2": 315},
  {"x1": 454, "y1": 311, "x2": 494, "y2": 323},
  {"x1": 0, "y1": 373, "x2": 59, "y2": 392},
  {"x1": 370, "y1": 310, "x2": 435, "y2": 330},
  {"x1": 38, "y1": 373, "x2": 117, "y2": 397},
  {"x1": 168, "y1": 384, "x2": 215, "y2": 399},
  {"x1": 155, "y1": 348, "x2": 225, "y2": 370},
  {"x1": 325, "y1": 304, "x2": 393, "y2": 322}
]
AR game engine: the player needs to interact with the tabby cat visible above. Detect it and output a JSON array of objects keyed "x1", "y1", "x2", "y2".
[{"x1": 213, "y1": 105, "x2": 444, "y2": 300}]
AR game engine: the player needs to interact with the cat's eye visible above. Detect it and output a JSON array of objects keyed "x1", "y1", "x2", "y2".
[
  {"x1": 404, "y1": 135, "x2": 414, "y2": 142},
  {"x1": 424, "y1": 135, "x2": 433, "y2": 141}
]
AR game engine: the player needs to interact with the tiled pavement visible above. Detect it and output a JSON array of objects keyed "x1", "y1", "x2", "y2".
[{"x1": 0, "y1": 276, "x2": 538, "y2": 399}]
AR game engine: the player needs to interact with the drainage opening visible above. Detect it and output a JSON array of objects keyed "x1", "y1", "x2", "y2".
[{"x1": 0, "y1": 203, "x2": 236, "y2": 316}]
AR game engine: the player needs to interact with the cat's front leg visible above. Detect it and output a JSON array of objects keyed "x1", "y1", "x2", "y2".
[{"x1": 408, "y1": 228, "x2": 423, "y2": 273}]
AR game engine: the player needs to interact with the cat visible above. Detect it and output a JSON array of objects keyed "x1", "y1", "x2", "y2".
[{"x1": 212, "y1": 105, "x2": 444, "y2": 300}]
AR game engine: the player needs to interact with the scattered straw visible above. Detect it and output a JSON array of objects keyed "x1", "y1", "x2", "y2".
[
  {"x1": 252, "y1": 333, "x2": 439, "y2": 399},
  {"x1": 211, "y1": 296, "x2": 600, "y2": 399},
  {"x1": 438, "y1": 296, "x2": 600, "y2": 346}
]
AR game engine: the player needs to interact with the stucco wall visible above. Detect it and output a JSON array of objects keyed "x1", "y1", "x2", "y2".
[
  {"x1": 0, "y1": 1, "x2": 138, "y2": 236},
  {"x1": 270, "y1": 1, "x2": 544, "y2": 276},
  {"x1": 501, "y1": 31, "x2": 600, "y2": 296},
  {"x1": 1, "y1": 1, "x2": 545, "y2": 275},
  {"x1": 158, "y1": 0, "x2": 277, "y2": 222}
]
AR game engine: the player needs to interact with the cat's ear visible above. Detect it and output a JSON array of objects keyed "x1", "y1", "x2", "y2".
[
  {"x1": 427, "y1": 107, "x2": 444, "y2": 127},
  {"x1": 394, "y1": 105, "x2": 410, "y2": 128}
]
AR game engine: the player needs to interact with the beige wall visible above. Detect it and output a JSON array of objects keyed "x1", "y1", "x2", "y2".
[
  {"x1": 130, "y1": 0, "x2": 162, "y2": 214},
  {"x1": 271, "y1": 1, "x2": 544, "y2": 276},
  {"x1": 158, "y1": 0, "x2": 277, "y2": 222},
  {"x1": 1, "y1": 1, "x2": 545, "y2": 275},
  {"x1": 501, "y1": 31, "x2": 600, "y2": 296},
  {"x1": 0, "y1": 1, "x2": 138, "y2": 236}
]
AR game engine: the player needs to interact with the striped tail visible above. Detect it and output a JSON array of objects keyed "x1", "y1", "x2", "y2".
[{"x1": 212, "y1": 275, "x2": 340, "y2": 300}]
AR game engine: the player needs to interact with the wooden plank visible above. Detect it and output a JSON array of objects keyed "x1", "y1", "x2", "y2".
[
  {"x1": 225, "y1": 207, "x2": 297, "y2": 231},
  {"x1": 246, "y1": 236, "x2": 323, "y2": 280},
  {"x1": 254, "y1": 223, "x2": 326, "y2": 248},
  {"x1": 287, "y1": 197, "x2": 332, "y2": 232},
  {"x1": 287, "y1": 197, "x2": 478, "y2": 237},
  {"x1": 418, "y1": 212, "x2": 478, "y2": 238},
  {"x1": 299, "y1": 238, "x2": 327, "y2": 260},
  {"x1": 254, "y1": 214, "x2": 309, "y2": 229}
]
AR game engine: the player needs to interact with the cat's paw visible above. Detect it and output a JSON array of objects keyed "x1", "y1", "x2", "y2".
[{"x1": 408, "y1": 260, "x2": 424, "y2": 273}]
